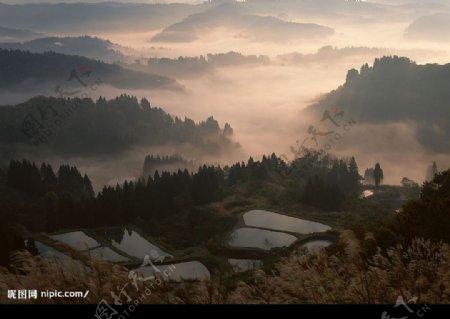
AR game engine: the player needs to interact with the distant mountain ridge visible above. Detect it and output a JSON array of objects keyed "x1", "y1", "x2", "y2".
[
  {"x1": 0, "y1": 36, "x2": 128, "y2": 63},
  {"x1": 0, "y1": 25, "x2": 42, "y2": 41},
  {"x1": 152, "y1": 3, "x2": 334, "y2": 42},
  {"x1": 405, "y1": 13, "x2": 450, "y2": 42},
  {"x1": 0, "y1": 49, "x2": 179, "y2": 91}
]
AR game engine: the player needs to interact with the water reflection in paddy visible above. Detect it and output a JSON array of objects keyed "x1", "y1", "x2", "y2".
[
  {"x1": 243, "y1": 210, "x2": 331, "y2": 234},
  {"x1": 228, "y1": 228, "x2": 297, "y2": 250},
  {"x1": 26, "y1": 240, "x2": 85, "y2": 270},
  {"x1": 50, "y1": 231, "x2": 100, "y2": 250},
  {"x1": 87, "y1": 246, "x2": 129, "y2": 262},
  {"x1": 111, "y1": 230, "x2": 173, "y2": 259}
]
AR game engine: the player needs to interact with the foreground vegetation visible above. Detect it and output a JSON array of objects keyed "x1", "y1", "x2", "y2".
[
  {"x1": 1, "y1": 233, "x2": 448, "y2": 304},
  {"x1": 0, "y1": 149, "x2": 373, "y2": 261},
  {"x1": 1, "y1": 148, "x2": 449, "y2": 304}
]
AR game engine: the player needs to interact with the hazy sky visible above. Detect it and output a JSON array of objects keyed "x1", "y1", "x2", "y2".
[
  {"x1": 1, "y1": 0, "x2": 450, "y2": 5},
  {"x1": 0, "y1": 0, "x2": 449, "y2": 4},
  {"x1": 0, "y1": 0, "x2": 202, "y2": 3},
  {"x1": 2, "y1": 0, "x2": 450, "y2": 186}
]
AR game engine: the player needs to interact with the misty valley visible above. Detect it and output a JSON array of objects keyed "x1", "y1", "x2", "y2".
[{"x1": 0, "y1": 0, "x2": 450, "y2": 311}]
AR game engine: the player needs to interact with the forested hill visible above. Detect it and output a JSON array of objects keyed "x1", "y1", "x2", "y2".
[
  {"x1": 0, "y1": 49, "x2": 178, "y2": 91},
  {"x1": 305, "y1": 56, "x2": 450, "y2": 152},
  {"x1": 0, "y1": 36, "x2": 127, "y2": 63},
  {"x1": 0, "y1": 94, "x2": 238, "y2": 156}
]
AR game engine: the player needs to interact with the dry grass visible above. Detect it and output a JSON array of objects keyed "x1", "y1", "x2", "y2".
[
  {"x1": 226, "y1": 232, "x2": 450, "y2": 304},
  {"x1": 1, "y1": 232, "x2": 449, "y2": 304},
  {"x1": 0, "y1": 252, "x2": 173, "y2": 304}
]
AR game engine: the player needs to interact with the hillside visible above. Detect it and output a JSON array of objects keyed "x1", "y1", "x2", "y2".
[
  {"x1": 0, "y1": 36, "x2": 128, "y2": 63},
  {"x1": 305, "y1": 56, "x2": 450, "y2": 153},
  {"x1": 151, "y1": 3, "x2": 334, "y2": 43},
  {"x1": 0, "y1": 95, "x2": 238, "y2": 157},
  {"x1": 405, "y1": 13, "x2": 450, "y2": 42},
  {"x1": 0, "y1": 26, "x2": 42, "y2": 42},
  {"x1": 0, "y1": 49, "x2": 178, "y2": 91}
]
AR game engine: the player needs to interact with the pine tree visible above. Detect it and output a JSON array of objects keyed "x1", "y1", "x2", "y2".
[
  {"x1": 348, "y1": 156, "x2": 360, "y2": 190},
  {"x1": 373, "y1": 163, "x2": 384, "y2": 186},
  {"x1": 426, "y1": 161, "x2": 438, "y2": 182},
  {"x1": 140, "y1": 97, "x2": 151, "y2": 110},
  {"x1": 41, "y1": 163, "x2": 57, "y2": 191}
]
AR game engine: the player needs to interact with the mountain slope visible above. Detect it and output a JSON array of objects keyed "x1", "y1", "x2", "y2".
[
  {"x1": 0, "y1": 49, "x2": 179, "y2": 91},
  {"x1": 405, "y1": 13, "x2": 450, "y2": 42},
  {"x1": 305, "y1": 56, "x2": 450, "y2": 153},
  {"x1": 0, "y1": 95, "x2": 238, "y2": 156},
  {"x1": 151, "y1": 3, "x2": 334, "y2": 43},
  {"x1": 0, "y1": 26, "x2": 42, "y2": 42},
  {"x1": 0, "y1": 36, "x2": 128, "y2": 63}
]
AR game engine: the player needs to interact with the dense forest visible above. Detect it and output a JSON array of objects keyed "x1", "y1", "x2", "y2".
[
  {"x1": 0, "y1": 95, "x2": 238, "y2": 156},
  {"x1": 306, "y1": 56, "x2": 450, "y2": 152},
  {"x1": 0, "y1": 49, "x2": 177, "y2": 90}
]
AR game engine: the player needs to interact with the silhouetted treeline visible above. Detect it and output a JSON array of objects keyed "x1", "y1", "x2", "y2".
[
  {"x1": 0, "y1": 160, "x2": 94, "y2": 231},
  {"x1": 139, "y1": 51, "x2": 270, "y2": 77},
  {"x1": 0, "y1": 95, "x2": 238, "y2": 156},
  {"x1": 289, "y1": 150, "x2": 361, "y2": 210},
  {"x1": 277, "y1": 45, "x2": 387, "y2": 64},
  {"x1": 142, "y1": 154, "x2": 197, "y2": 178},
  {"x1": 6, "y1": 160, "x2": 94, "y2": 198},
  {"x1": 97, "y1": 154, "x2": 290, "y2": 225},
  {"x1": 227, "y1": 154, "x2": 284, "y2": 185},
  {"x1": 0, "y1": 151, "x2": 363, "y2": 235}
]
